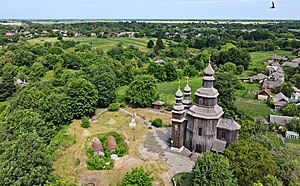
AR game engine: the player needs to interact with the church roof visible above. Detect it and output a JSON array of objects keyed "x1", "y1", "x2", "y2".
[
  {"x1": 184, "y1": 84, "x2": 191, "y2": 92},
  {"x1": 195, "y1": 87, "x2": 219, "y2": 98},
  {"x1": 204, "y1": 63, "x2": 214, "y2": 76},
  {"x1": 211, "y1": 139, "x2": 226, "y2": 153},
  {"x1": 188, "y1": 104, "x2": 223, "y2": 119},
  {"x1": 217, "y1": 118, "x2": 241, "y2": 130},
  {"x1": 175, "y1": 88, "x2": 183, "y2": 97}
]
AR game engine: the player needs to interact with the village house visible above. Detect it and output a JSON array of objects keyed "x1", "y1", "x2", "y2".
[
  {"x1": 5, "y1": 32, "x2": 15, "y2": 36},
  {"x1": 154, "y1": 59, "x2": 165, "y2": 65},
  {"x1": 262, "y1": 79, "x2": 280, "y2": 90},
  {"x1": 269, "y1": 115, "x2": 293, "y2": 126},
  {"x1": 249, "y1": 73, "x2": 268, "y2": 83},
  {"x1": 171, "y1": 63, "x2": 240, "y2": 154},
  {"x1": 272, "y1": 92, "x2": 289, "y2": 110},
  {"x1": 91, "y1": 137, "x2": 105, "y2": 156},
  {"x1": 282, "y1": 61, "x2": 299, "y2": 68},
  {"x1": 90, "y1": 33, "x2": 96, "y2": 37},
  {"x1": 286, "y1": 131, "x2": 299, "y2": 139},
  {"x1": 16, "y1": 79, "x2": 28, "y2": 85},
  {"x1": 291, "y1": 86, "x2": 300, "y2": 101},
  {"x1": 257, "y1": 88, "x2": 272, "y2": 100}
]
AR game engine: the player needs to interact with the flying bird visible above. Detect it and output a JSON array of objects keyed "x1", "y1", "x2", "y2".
[{"x1": 270, "y1": 1, "x2": 275, "y2": 9}]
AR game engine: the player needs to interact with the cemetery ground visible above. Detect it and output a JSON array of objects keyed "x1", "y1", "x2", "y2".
[{"x1": 53, "y1": 107, "x2": 194, "y2": 186}]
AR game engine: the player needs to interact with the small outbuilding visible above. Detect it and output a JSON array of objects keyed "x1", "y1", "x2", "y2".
[
  {"x1": 91, "y1": 137, "x2": 105, "y2": 156},
  {"x1": 107, "y1": 136, "x2": 117, "y2": 153},
  {"x1": 152, "y1": 100, "x2": 165, "y2": 111},
  {"x1": 286, "y1": 131, "x2": 299, "y2": 139},
  {"x1": 269, "y1": 115, "x2": 293, "y2": 126},
  {"x1": 258, "y1": 88, "x2": 272, "y2": 100}
]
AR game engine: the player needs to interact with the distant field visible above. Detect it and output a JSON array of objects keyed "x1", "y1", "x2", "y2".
[
  {"x1": 0, "y1": 22, "x2": 22, "y2": 26},
  {"x1": 29, "y1": 37, "x2": 155, "y2": 52},
  {"x1": 250, "y1": 50, "x2": 293, "y2": 68}
]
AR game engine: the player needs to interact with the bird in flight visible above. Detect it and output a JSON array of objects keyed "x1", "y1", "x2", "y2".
[{"x1": 270, "y1": 1, "x2": 275, "y2": 9}]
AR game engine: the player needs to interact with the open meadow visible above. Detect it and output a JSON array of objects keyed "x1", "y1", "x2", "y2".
[{"x1": 29, "y1": 37, "x2": 155, "y2": 52}]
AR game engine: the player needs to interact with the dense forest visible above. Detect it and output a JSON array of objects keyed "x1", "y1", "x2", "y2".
[{"x1": 0, "y1": 20, "x2": 300, "y2": 185}]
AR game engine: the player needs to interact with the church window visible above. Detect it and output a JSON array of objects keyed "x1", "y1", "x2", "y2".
[
  {"x1": 221, "y1": 131, "x2": 226, "y2": 139},
  {"x1": 198, "y1": 128, "x2": 202, "y2": 136}
]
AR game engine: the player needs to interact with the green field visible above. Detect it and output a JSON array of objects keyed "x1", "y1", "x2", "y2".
[
  {"x1": 235, "y1": 82, "x2": 261, "y2": 99},
  {"x1": 235, "y1": 98, "x2": 273, "y2": 119},
  {"x1": 29, "y1": 37, "x2": 156, "y2": 52},
  {"x1": 115, "y1": 77, "x2": 202, "y2": 105}
]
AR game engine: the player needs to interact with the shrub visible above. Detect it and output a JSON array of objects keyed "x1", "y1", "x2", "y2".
[
  {"x1": 81, "y1": 116, "x2": 90, "y2": 128},
  {"x1": 108, "y1": 103, "x2": 119, "y2": 111},
  {"x1": 119, "y1": 102, "x2": 126, "y2": 108},
  {"x1": 86, "y1": 147, "x2": 114, "y2": 170},
  {"x1": 152, "y1": 118, "x2": 163, "y2": 128},
  {"x1": 121, "y1": 167, "x2": 154, "y2": 186}
]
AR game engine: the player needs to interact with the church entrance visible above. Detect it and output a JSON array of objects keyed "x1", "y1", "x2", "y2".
[{"x1": 196, "y1": 144, "x2": 202, "y2": 153}]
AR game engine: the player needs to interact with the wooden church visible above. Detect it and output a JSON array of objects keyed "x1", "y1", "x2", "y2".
[{"x1": 171, "y1": 63, "x2": 240, "y2": 153}]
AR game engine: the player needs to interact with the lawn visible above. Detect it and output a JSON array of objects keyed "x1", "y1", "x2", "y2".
[
  {"x1": 29, "y1": 37, "x2": 155, "y2": 52},
  {"x1": 115, "y1": 76, "x2": 202, "y2": 107},
  {"x1": 157, "y1": 77, "x2": 202, "y2": 106},
  {"x1": 235, "y1": 98, "x2": 274, "y2": 119},
  {"x1": 53, "y1": 109, "x2": 169, "y2": 185}
]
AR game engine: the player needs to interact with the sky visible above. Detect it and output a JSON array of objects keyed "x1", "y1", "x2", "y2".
[{"x1": 0, "y1": 0, "x2": 299, "y2": 20}]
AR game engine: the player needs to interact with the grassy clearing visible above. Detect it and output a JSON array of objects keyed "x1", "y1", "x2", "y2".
[
  {"x1": 235, "y1": 82, "x2": 261, "y2": 99},
  {"x1": 235, "y1": 98, "x2": 273, "y2": 119},
  {"x1": 53, "y1": 108, "x2": 169, "y2": 185},
  {"x1": 158, "y1": 77, "x2": 202, "y2": 105}
]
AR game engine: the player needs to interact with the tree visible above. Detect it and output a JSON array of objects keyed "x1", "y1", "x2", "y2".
[
  {"x1": 238, "y1": 119, "x2": 259, "y2": 140},
  {"x1": 282, "y1": 103, "x2": 300, "y2": 117},
  {"x1": 28, "y1": 62, "x2": 47, "y2": 81},
  {"x1": 224, "y1": 140, "x2": 279, "y2": 185},
  {"x1": 274, "y1": 82, "x2": 294, "y2": 98},
  {"x1": 214, "y1": 72, "x2": 238, "y2": 118},
  {"x1": 286, "y1": 117, "x2": 300, "y2": 133},
  {"x1": 0, "y1": 132, "x2": 52, "y2": 186},
  {"x1": 5, "y1": 109, "x2": 53, "y2": 142},
  {"x1": 155, "y1": 37, "x2": 164, "y2": 50},
  {"x1": 221, "y1": 62, "x2": 237, "y2": 73},
  {"x1": 61, "y1": 51, "x2": 83, "y2": 70},
  {"x1": 147, "y1": 63, "x2": 167, "y2": 82},
  {"x1": 65, "y1": 78, "x2": 98, "y2": 118},
  {"x1": 183, "y1": 65, "x2": 197, "y2": 77},
  {"x1": 126, "y1": 75, "x2": 159, "y2": 107},
  {"x1": 147, "y1": 40, "x2": 154, "y2": 48},
  {"x1": 121, "y1": 167, "x2": 154, "y2": 186},
  {"x1": 164, "y1": 62, "x2": 177, "y2": 81},
  {"x1": 192, "y1": 153, "x2": 236, "y2": 186},
  {"x1": 0, "y1": 72, "x2": 16, "y2": 101},
  {"x1": 88, "y1": 64, "x2": 117, "y2": 107}
]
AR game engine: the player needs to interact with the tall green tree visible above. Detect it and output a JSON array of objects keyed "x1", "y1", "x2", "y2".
[
  {"x1": 224, "y1": 140, "x2": 279, "y2": 186},
  {"x1": 192, "y1": 153, "x2": 236, "y2": 186},
  {"x1": 126, "y1": 75, "x2": 159, "y2": 107},
  {"x1": 147, "y1": 40, "x2": 154, "y2": 48},
  {"x1": 214, "y1": 72, "x2": 238, "y2": 118},
  {"x1": 65, "y1": 78, "x2": 98, "y2": 118},
  {"x1": 0, "y1": 132, "x2": 52, "y2": 186}
]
